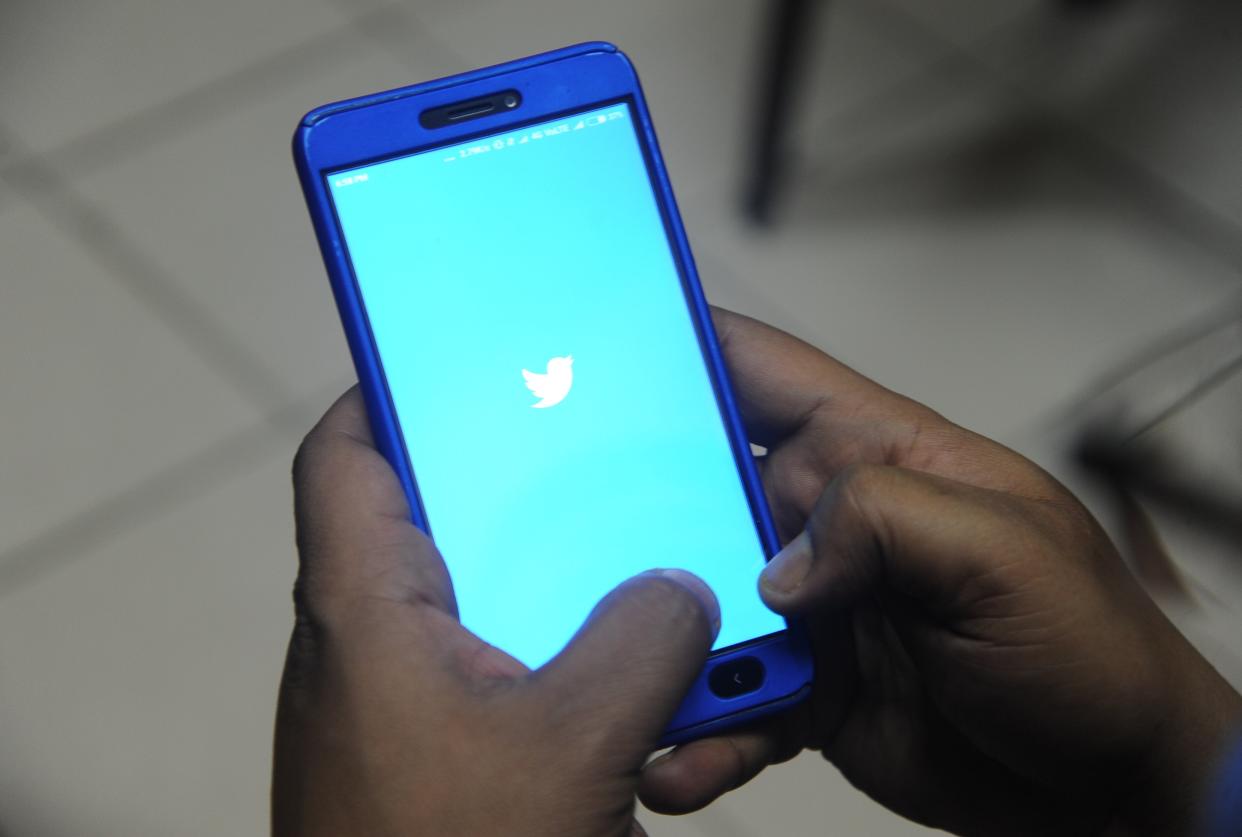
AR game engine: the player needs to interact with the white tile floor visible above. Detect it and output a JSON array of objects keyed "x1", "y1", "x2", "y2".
[
  {"x1": 1, "y1": 0, "x2": 1240, "y2": 834},
  {"x1": 0, "y1": 203, "x2": 260, "y2": 556},
  {"x1": 0, "y1": 0, "x2": 347, "y2": 155}
]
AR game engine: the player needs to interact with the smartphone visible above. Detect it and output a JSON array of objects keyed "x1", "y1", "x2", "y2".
[{"x1": 294, "y1": 41, "x2": 811, "y2": 744}]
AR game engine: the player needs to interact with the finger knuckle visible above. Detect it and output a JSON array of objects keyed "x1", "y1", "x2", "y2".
[
  {"x1": 836, "y1": 462, "x2": 887, "y2": 504},
  {"x1": 291, "y1": 433, "x2": 317, "y2": 488},
  {"x1": 827, "y1": 464, "x2": 896, "y2": 551},
  {"x1": 291, "y1": 424, "x2": 334, "y2": 490},
  {"x1": 281, "y1": 577, "x2": 332, "y2": 690},
  {"x1": 290, "y1": 572, "x2": 335, "y2": 636}
]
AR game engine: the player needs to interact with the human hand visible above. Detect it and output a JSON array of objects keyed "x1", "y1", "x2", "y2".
[
  {"x1": 272, "y1": 389, "x2": 720, "y2": 837},
  {"x1": 640, "y1": 309, "x2": 1242, "y2": 836}
]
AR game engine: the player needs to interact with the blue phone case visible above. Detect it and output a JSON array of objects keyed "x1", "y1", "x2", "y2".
[{"x1": 294, "y1": 41, "x2": 812, "y2": 745}]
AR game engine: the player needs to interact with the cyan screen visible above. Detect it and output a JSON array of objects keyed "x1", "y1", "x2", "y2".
[{"x1": 329, "y1": 101, "x2": 783, "y2": 668}]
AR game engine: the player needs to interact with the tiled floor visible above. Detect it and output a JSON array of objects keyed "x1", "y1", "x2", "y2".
[{"x1": 1, "y1": 0, "x2": 1240, "y2": 835}]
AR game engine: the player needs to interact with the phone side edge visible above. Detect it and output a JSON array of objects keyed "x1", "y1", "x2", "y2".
[
  {"x1": 614, "y1": 50, "x2": 781, "y2": 559},
  {"x1": 293, "y1": 125, "x2": 429, "y2": 530},
  {"x1": 615, "y1": 49, "x2": 815, "y2": 722}
]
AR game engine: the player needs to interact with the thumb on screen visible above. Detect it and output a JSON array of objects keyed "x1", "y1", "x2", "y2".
[{"x1": 530, "y1": 569, "x2": 719, "y2": 763}]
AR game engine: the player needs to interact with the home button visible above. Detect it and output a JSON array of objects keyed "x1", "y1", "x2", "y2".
[{"x1": 708, "y1": 656, "x2": 766, "y2": 699}]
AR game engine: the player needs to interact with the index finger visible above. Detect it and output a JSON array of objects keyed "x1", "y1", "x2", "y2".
[
  {"x1": 711, "y1": 307, "x2": 919, "y2": 448},
  {"x1": 292, "y1": 387, "x2": 457, "y2": 621},
  {"x1": 712, "y1": 307, "x2": 1066, "y2": 507}
]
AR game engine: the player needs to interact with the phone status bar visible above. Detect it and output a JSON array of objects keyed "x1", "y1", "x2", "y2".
[
  {"x1": 440, "y1": 108, "x2": 627, "y2": 165},
  {"x1": 331, "y1": 107, "x2": 628, "y2": 189}
]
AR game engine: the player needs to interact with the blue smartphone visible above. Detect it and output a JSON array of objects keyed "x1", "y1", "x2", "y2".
[{"x1": 293, "y1": 42, "x2": 811, "y2": 744}]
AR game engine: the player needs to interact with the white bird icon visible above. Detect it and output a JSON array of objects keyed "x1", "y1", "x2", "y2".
[{"x1": 522, "y1": 355, "x2": 574, "y2": 409}]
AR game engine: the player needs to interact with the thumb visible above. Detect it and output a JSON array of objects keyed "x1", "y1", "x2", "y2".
[
  {"x1": 530, "y1": 569, "x2": 720, "y2": 759},
  {"x1": 293, "y1": 387, "x2": 456, "y2": 621},
  {"x1": 759, "y1": 464, "x2": 1018, "y2": 616}
]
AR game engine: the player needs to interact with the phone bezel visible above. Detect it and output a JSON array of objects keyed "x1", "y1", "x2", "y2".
[{"x1": 294, "y1": 42, "x2": 812, "y2": 743}]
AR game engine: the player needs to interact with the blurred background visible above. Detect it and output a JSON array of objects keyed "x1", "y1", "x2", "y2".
[{"x1": 1, "y1": 0, "x2": 1240, "y2": 834}]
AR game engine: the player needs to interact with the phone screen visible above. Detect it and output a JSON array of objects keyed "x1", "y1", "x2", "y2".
[{"x1": 327, "y1": 100, "x2": 784, "y2": 668}]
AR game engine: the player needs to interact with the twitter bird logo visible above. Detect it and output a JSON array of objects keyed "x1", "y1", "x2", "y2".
[{"x1": 522, "y1": 355, "x2": 574, "y2": 409}]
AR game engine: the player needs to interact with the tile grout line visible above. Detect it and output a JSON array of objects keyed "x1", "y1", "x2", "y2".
[
  {"x1": 0, "y1": 379, "x2": 352, "y2": 598},
  {"x1": 0, "y1": 4, "x2": 411, "y2": 185},
  {"x1": 862, "y1": 0, "x2": 1242, "y2": 278},
  {"x1": 0, "y1": 2, "x2": 465, "y2": 425},
  {"x1": 678, "y1": 4, "x2": 1242, "y2": 449},
  {"x1": 672, "y1": 36, "x2": 972, "y2": 222},
  {"x1": 7, "y1": 0, "x2": 1233, "y2": 596},
  {"x1": 0, "y1": 1, "x2": 456, "y2": 601},
  {"x1": 0, "y1": 146, "x2": 293, "y2": 415},
  {"x1": 835, "y1": 1, "x2": 1242, "y2": 444},
  {"x1": 329, "y1": 0, "x2": 472, "y2": 78},
  {"x1": 706, "y1": 0, "x2": 1242, "y2": 277}
]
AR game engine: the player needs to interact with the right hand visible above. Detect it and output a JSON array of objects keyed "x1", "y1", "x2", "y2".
[{"x1": 640, "y1": 309, "x2": 1242, "y2": 836}]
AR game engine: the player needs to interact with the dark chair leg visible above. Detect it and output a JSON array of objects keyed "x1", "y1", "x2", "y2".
[{"x1": 744, "y1": 0, "x2": 822, "y2": 225}]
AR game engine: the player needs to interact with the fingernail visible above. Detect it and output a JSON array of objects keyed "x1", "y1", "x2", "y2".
[
  {"x1": 645, "y1": 750, "x2": 675, "y2": 771},
  {"x1": 761, "y1": 530, "x2": 813, "y2": 595},
  {"x1": 646, "y1": 568, "x2": 721, "y2": 639}
]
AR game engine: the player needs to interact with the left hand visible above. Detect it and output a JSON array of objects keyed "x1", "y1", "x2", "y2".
[{"x1": 272, "y1": 388, "x2": 720, "y2": 837}]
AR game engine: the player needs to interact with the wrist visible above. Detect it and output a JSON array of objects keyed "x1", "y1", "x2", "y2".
[{"x1": 1112, "y1": 640, "x2": 1242, "y2": 836}]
